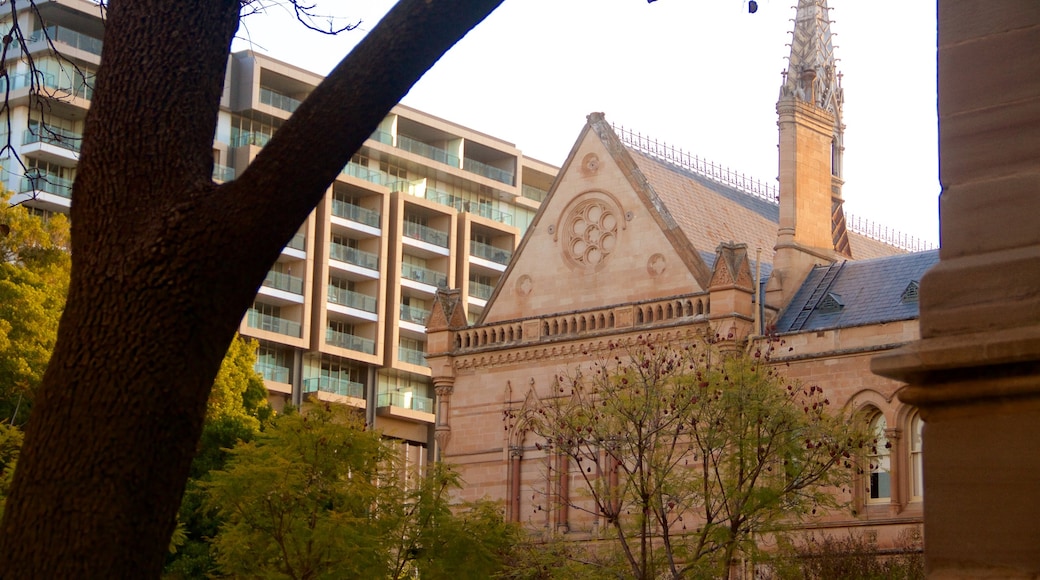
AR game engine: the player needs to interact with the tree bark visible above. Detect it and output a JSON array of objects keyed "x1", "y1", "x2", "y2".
[{"x1": 0, "y1": 0, "x2": 502, "y2": 576}]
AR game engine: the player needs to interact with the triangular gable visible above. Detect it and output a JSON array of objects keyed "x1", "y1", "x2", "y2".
[{"x1": 478, "y1": 114, "x2": 711, "y2": 324}]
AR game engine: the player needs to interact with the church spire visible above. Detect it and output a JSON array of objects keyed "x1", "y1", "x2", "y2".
[{"x1": 781, "y1": 0, "x2": 843, "y2": 120}]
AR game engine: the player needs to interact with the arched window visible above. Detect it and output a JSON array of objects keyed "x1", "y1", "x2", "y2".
[
  {"x1": 910, "y1": 412, "x2": 924, "y2": 500},
  {"x1": 868, "y1": 413, "x2": 892, "y2": 502}
]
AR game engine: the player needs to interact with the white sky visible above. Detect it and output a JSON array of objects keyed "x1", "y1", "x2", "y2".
[{"x1": 233, "y1": 1, "x2": 940, "y2": 246}]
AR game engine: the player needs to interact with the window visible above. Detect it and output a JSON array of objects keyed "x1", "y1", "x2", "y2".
[
  {"x1": 867, "y1": 413, "x2": 891, "y2": 502},
  {"x1": 910, "y1": 412, "x2": 923, "y2": 499}
]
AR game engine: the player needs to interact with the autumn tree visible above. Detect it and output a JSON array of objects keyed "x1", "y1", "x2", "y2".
[
  {"x1": 520, "y1": 337, "x2": 869, "y2": 579},
  {"x1": 0, "y1": 0, "x2": 504, "y2": 575},
  {"x1": 204, "y1": 403, "x2": 521, "y2": 579},
  {"x1": 0, "y1": 191, "x2": 69, "y2": 426}
]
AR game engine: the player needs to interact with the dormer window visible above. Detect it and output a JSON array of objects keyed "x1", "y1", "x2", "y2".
[
  {"x1": 817, "y1": 292, "x2": 844, "y2": 314},
  {"x1": 901, "y1": 281, "x2": 920, "y2": 304}
]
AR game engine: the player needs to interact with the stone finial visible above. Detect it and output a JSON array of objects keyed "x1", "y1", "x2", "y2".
[
  {"x1": 780, "y1": 0, "x2": 843, "y2": 120},
  {"x1": 709, "y1": 242, "x2": 754, "y2": 291},
  {"x1": 427, "y1": 288, "x2": 467, "y2": 332}
]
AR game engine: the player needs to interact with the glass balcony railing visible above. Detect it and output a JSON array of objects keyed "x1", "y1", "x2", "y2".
[
  {"x1": 325, "y1": 327, "x2": 376, "y2": 354},
  {"x1": 469, "y1": 280, "x2": 494, "y2": 300},
  {"x1": 399, "y1": 304, "x2": 430, "y2": 325},
  {"x1": 397, "y1": 135, "x2": 459, "y2": 167},
  {"x1": 470, "y1": 240, "x2": 512, "y2": 265},
  {"x1": 31, "y1": 26, "x2": 103, "y2": 56},
  {"x1": 23, "y1": 127, "x2": 82, "y2": 152},
  {"x1": 259, "y1": 87, "x2": 301, "y2": 113},
  {"x1": 247, "y1": 309, "x2": 302, "y2": 338},
  {"x1": 19, "y1": 174, "x2": 73, "y2": 198},
  {"x1": 286, "y1": 232, "x2": 306, "y2": 251},
  {"x1": 262, "y1": 270, "x2": 304, "y2": 295},
  {"x1": 328, "y1": 285, "x2": 378, "y2": 313},
  {"x1": 522, "y1": 184, "x2": 548, "y2": 202},
  {"x1": 329, "y1": 242, "x2": 378, "y2": 270},
  {"x1": 421, "y1": 189, "x2": 514, "y2": 227},
  {"x1": 341, "y1": 162, "x2": 387, "y2": 186},
  {"x1": 378, "y1": 391, "x2": 433, "y2": 413},
  {"x1": 369, "y1": 130, "x2": 393, "y2": 145},
  {"x1": 463, "y1": 157, "x2": 514, "y2": 185},
  {"x1": 255, "y1": 362, "x2": 290, "y2": 383},
  {"x1": 212, "y1": 164, "x2": 235, "y2": 182},
  {"x1": 403, "y1": 221, "x2": 448, "y2": 248},
  {"x1": 230, "y1": 131, "x2": 272, "y2": 148},
  {"x1": 401, "y1": 264, "x2": 447, "y2": 288},
  {"x1": 331, "y1": 199, "x2": 381, "y2": 228},
  {"x1": 303, "y1": 377, "x2": 364, "y2": 399}
]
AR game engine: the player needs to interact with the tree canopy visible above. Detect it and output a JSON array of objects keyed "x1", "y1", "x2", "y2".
[{"x1": 519, "y1": 337, "x2": 869, "y2": 579}]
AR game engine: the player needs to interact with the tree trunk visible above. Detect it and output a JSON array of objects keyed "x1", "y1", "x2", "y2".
[{"x1": 0, "y1": 0, "x2": 502, "y2": 576}]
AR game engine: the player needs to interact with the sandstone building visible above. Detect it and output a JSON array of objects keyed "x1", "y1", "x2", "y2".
[{"x1": 426, "y1": 0, "x2": 935, "y2": 557}]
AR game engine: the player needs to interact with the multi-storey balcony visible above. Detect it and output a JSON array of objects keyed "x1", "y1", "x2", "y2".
[
  {"x1": 262, "y1": 270, "x2": 304, "y2": 295},
  {"x1": 255, "y1": 362, "x2": 290, "y2": 384},
  {"x1": 403, "y1": 222, "x2": 448, "y2": 248},
  {"x1": 327, "y1": 285, "x2": 378, "y2": 313},
  {"x1": 331, "y1": 199, "x2": 381, "y2": 229},
  {"x1": 23, "y1": 127, "x2": 82, "y2": 153},
  {"x1": 213, "y1": 164, "x2": 235, "y2": 182},
  {"x1": 422, "y1": 189, "x2": 514, "y2": 227},
  {"x1": 396, "y1": 134, "x2": 459, "y2": 167},
  {"x1": 369, "y1": 129, "x2": 393, "y2": 145},
  {"x1": 30, "y1": 25, "x2": 103, "y2": 57},
  {"x1": 329, "y1": 242, "x2": 379, "y2": 271},
  {"x1": 19, "y1": 173, "x2": 73, "y2": 199},
  {"x1": 247, "y1": 309, "x2": 302, "y2": 338},
  {"x1": 340, "y1": 162, "x2": 387, "y2": 186},
  {"x1": 401, "y1": 264, "x2": 447, "y2": 289},
  {"x1": 286, "y1": 232, "x2": 306, "y2": 251},
  {"x1": 259, "y1": 87, "x2": 301, "y2": 114},
  {"x1": 469, "y1": 280, "x2": 495, "y2": 301},
  {"x1": 378, "y1": 391, "x2": 433, "y2": 414},
  {"x1": 325, "y1": 327, "x2": 376, "y2": 355},
  {"x1": 399, "y1": 304, "x2": 430, "y2": 325},
  {"x1": 470, "y1": 240, "x2": 512, "y2": 266},
  {"x1": 230, "y1": 131, "x2": 272, "y2": 148},
  {"x1": 463, "y1": 157, "x2": 514, "y2": 185},
  {"x1": 303, "y1": 376, "x2": 364, "y2": 399},
  {"x1": 522, "y1": 184, "x2": 548, "y2": 202},
  {"x1": 397, "y1": 343, "x2": 426, "y2": 366}
]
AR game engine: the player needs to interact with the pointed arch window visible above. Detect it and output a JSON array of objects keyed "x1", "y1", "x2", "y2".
[
  {"x1": 910, "y1": 412, "x2": 924, "y2": 500},
  {"x1": 867, "y1": 413, "x2": 891, "y2": 502}
]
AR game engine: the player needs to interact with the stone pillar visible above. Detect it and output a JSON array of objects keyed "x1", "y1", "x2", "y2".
[
  {"x1": 873, "y1": 3, "x2": 1040, "y2": 576},
  {"x1": 509, "y1": 447, "x2": 523, "y2": 523},
  {"x1": 432, "y1": 378, "x2": 454, "y2": 456}
]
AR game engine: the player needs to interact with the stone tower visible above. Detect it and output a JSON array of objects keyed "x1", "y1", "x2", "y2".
[{"x1": 767, "y1": 0, "x2": 850, "y2": 310}]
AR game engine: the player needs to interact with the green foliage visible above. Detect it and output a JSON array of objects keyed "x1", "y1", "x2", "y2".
[
  {"x1": 521, "y1": 337, "x2": 870, "y2": 579},
  {"x1": 204, "y1": 404, "x2": 522, "y2": 579},
  {"x1": 207, "y1": 334, "x2": 272, "y2": 431},
  {"x1": 0, "y1": 192, "x2": 69, "y2": 426},
  {"x1": 768, "y1": 528, "x2": 924, "y2": 580},
  {"x1": 0, "y1": 422, "x2": 23, "y2": 520}
]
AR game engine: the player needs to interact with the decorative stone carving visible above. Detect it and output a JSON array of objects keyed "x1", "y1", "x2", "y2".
[
  {"x1": 647, "y1": 253, "x2": 667, "y2": 277},
  {"x1": 560, "y1": 194, "x2": 621, "y2": 270},
  {"x1": 516, "y1": 274, "x2": 533, "y2": 297}
]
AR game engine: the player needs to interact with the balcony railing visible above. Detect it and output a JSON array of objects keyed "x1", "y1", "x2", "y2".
[
  {"x1": 522, "y1": 184, "x2": 548, "y2": 202},
  {"x1": 370, "y1": 130, "x2": 393, "y2": 145},
  {"x1": 259, "y1": 87, "x2": 301, "y2": 113},
  {"x1": 397, "y1": 134, "x2": 459, "y2": 167},
  {"x1": 303, "y1": 377, "x2": 364, "y2": 399},
  {"x1": 246, "y1": 309, "x2": 302, "y2": 338},
  {"x1": 262, "y1": 270, "x2": 304, "y2": 295},
  {"x1": 325, "y1": 327, "x2": 376, "y2": 354},
  {"x1": 23, "y1": 127, "x2": 82, "y2": 152},
  {"x1": 329, "y1": 242, "x2": 378, "y2": 270},
  {"x1": 378, "y1": 391, "x2": 433, "y2": 413},
  {"x1": 230, "y1": 131, "x2": 272, "y2": 148},
  {"x1": 469, "y1": 280, "x2": 495, "y2": 300},
  {"x1": 328, "y1": 285, "x2": 377, "y2": 313},
  {"x1": 331, "y1": 199, "x2": 381, "y2": 228},
  {"x1": 19, "y1": 174, "x2": 73, "y2": 198},
  {"x1": 31, "y1": 25, "x2": 103, "y2": 56},
  {"x1": 286, "y1": 232, "x2": 306, "y2": 251},
  {"x1": 255, "y1": 362, "x2": 290, "y2": 384},
  {"x1": 400, "y1": 304, "x2": 430, "y2": 325},
  {"x1": 422, "y1": 189, "x2": 513, "y2": 227},
  {"x1": 470, "y1": 240, "x2": 512, "y2": 265},
  {"x1": 213, "y1": 164, "x2": 235, "y2": 182},
  {"x1": 463, "y1": 157, "x2": 514, "y2": 185},
  {"x1": 403, "y1": 221, "x2": 448, "y2": 248},
  {"x1": 341, "y1": 162, "x2": 387, "y2": 186},
  {"x1": 401, "y1": 264, "x2": 447, "y2": 288}
]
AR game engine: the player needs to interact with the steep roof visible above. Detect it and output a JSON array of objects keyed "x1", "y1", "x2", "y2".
[{"x1": 773, "y1": 250, "x2": 940, "y2": 333}]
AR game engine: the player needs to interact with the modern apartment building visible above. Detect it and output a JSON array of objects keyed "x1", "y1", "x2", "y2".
[{"x1": 4, "y1": 0, "x2": 557, "y2": 455}]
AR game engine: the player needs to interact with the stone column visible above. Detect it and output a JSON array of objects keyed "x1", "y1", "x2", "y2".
[
  {"x1": 873, "y1": 3, "x2": 1040, "y2": 576},
  {"x1": 432, "y1": 378, "x2": 454, "y2": 456}
]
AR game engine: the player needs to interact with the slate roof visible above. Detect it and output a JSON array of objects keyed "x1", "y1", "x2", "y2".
[
  {"x1": 773, "y1": 250, "x2": 940, "y2": 332},
  {"x1": 626, "y1": 149, "x2": 904, "y2": 263}
]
